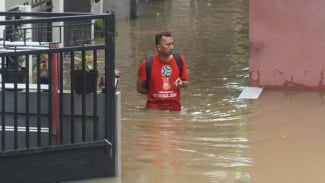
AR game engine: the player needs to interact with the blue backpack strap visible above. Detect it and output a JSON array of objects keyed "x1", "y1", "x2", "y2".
[
  {"x1": 172, "y1": 52, "x2": 183, "y2": 75},
  {"x1": 145, "y1": 54, "x2": 153, "y2": 89}
]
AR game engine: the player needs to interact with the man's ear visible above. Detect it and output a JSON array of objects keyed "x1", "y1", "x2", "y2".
[{"x1": 157, "y1": 45, "x2": 161, "y2": 51}]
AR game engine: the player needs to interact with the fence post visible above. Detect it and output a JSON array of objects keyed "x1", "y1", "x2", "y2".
[{"x1": 51, "y1": 43, "x2": 60, "y2": 144}]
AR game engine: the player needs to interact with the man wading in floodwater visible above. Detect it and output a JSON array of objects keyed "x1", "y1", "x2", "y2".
[{"x1": 136, "y1": 31, "x2": 189, "y2": 111}]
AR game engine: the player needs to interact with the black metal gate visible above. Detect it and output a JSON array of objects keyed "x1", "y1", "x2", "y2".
[{"x1": 0, "y1": 11, "x2": 117, "y2": 182}]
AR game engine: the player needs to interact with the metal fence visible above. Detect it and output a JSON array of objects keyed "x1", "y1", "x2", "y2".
[{"x1": 0, "y1": 11, "x2": 117, "y2": 181}]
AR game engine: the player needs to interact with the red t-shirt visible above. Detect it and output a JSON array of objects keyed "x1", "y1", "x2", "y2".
[{"x1": 138, "y1": 54, "x2": 188, "y2": 111}]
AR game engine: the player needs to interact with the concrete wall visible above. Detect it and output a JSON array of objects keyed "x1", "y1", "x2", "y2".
[{"x1": 249, "y1": 0, "x2": 325, "y2": 89}]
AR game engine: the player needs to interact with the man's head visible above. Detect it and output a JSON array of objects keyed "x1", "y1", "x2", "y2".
[{"x1": 155, "y1": 31, "x2": 174, "y2": 56}]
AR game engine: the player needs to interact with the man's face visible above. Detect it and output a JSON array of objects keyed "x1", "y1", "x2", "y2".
[{"x1": 157, "y1": 36, "x2": 174, "y2": 56}]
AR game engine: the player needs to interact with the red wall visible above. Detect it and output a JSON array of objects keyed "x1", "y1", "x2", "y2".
[{"x1": 249, "y1": 0, "x2": 325, "y2": 89}]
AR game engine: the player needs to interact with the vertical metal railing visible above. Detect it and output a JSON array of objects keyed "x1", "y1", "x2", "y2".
[
  {"x1": 1, "y1": 56, "x2": 6, "y2": 151},
  {"x1": 13, "y1": 56, "x2": 18, "y2": 150},
  {"x1": 59, "y1": 52, "x2": 64, "y2": 144},
  {"x1": 70, "y1": 51, "x2": 76, "y2": 144},
  {"x1": 36, "y1": 54, "x2": 42, "y2": 147},
  {"x1": 25, "y1": 54, "x2": 30, "y2": 149},
  {"x1": 81, "y1": 50, "x2": 87, "y2": 142},
  {"x1": 105, "y1": 14, "x2": 116, "y2": 171},
  {"x1": 48, "y1": 52, "x2": 53, "y2": 145},
  {"x1": 93, "y1": 49, "x2": 98, "y2": 141}
]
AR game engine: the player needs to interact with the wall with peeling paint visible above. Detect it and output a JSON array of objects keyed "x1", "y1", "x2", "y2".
[{"x1": 249, "y1": 0, "x2": 325, "y2": 89}]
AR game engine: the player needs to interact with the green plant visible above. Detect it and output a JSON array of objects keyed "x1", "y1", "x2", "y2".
[
  {"x1": 94, "y1": 19, "x2": 105, "y2": 39},
  {"x1": 94, "y1": 19, "x2": 118, "y2": 39},
  {"x1": 14, "y1": 25, "x2": 26, "y2": 41}
]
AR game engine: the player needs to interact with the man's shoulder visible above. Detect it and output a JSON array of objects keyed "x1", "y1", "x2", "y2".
[{"x1": 172, "y1": 52, "x2": 186, "y2": 63}]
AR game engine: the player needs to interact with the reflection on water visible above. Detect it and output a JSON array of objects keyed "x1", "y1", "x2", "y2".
[{"x1": 70, "y1": 0, "x2": 325, "y2": 183}]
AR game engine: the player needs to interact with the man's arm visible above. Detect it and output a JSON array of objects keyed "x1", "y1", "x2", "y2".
[{"x1": 136, "y1": 78, "x2": 148, "y2": 94}]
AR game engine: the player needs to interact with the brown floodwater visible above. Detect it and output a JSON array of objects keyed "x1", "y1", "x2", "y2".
[{"x1": 70, "y1": 0, "x2": 325, "y2": 183}]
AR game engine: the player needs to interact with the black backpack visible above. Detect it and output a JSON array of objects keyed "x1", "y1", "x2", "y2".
[{"x1": 144, "y1": 52, "x2": 183, "y2": 90}]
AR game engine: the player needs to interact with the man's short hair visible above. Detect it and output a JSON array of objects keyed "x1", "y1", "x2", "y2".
[{"x1": 155, "y1": 31, "x2": 172, "y2": 45}]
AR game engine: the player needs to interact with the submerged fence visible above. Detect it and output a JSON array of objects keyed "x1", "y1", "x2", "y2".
[{"x1": 0, "y1": 11, "x2": 118, "y2": 182}]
